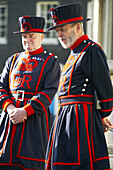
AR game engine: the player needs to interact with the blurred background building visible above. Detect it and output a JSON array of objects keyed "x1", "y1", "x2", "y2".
[{"x1": 0, "y1": 0, "x2": 113, "y2": 168}]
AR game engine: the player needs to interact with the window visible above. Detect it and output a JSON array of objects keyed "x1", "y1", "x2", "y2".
[
  {"x1": 36, "y1": 1, "x2": 59, "y2": 45},
  {"x1": 0, "y1": 3, "x2": 8, "y2": 44}
]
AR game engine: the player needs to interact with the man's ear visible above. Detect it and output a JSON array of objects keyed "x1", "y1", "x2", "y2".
[
  {"x1": 41, "y1": 34, "x2": 44, "y2": 41},
  {"x1": 75, "y1": 22, "x2": 80, "y2": 33}
]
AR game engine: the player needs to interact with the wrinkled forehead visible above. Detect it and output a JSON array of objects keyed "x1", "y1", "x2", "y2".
[
  {"x1": 22, "y1": 32, "x2": 42, "y2": 37},
  {"x1": 22, "y1": 32, "x2": 36, "y2": 36}
]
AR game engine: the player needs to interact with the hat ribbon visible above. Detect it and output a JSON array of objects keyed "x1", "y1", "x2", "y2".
[
  {"x1": 20, "y1": 28, "x2": 44, "y2": 33},
  {"x1": 56, "y1": 17, "x2": 83, "y2": 25}
]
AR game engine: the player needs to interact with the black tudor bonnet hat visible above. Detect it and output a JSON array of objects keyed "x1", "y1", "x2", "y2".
[
  {"x1": 48, "y1": 2, "x2": 91, "y2": 30},
  {"x1": 14, "y1": 16, "x2": 48, "y2": 34}
]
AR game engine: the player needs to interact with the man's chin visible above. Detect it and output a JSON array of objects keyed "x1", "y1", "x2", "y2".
[
  {"x1": 60, "y1": 43, "x2": 70, "y2": 49},
  {"x1": 59, "y1": 41, "x2": 68, "y2": 49},
  {"x1": 25, "y1": 47, "x2": 33, "y2": 52},
  {"x1": 58, "y1": 40, "x2": 72, "y2": 49},
  {"x1": 62, "y1": 46, "x2": 68, "y2": 49}
]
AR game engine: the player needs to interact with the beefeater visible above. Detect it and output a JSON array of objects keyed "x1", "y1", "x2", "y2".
[
  {"x1": 45, "y1": 3, "x2": 113, "y2": 170},
  {"x1": 0, "y1": 16, "x2": 60, "y2": 170}
]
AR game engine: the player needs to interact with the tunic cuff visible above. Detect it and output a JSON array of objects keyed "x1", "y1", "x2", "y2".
[
  {"x1": 102, "y1": 118, "x2": 104, "y2": 121},
  {"x1": 23, "y1": 104, "x2": 34, "y2": 116},
  {"x1": 2, "y1": 99, "x2": 13, "y2": 112}
]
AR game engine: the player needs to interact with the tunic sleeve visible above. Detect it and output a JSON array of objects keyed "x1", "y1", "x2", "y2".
[
  {"x1": 82, "y1": 44, "x2": 113, "y2": 118},
  {"x1": 0, "y1": 55, "x2": 14, "y2": 111}
]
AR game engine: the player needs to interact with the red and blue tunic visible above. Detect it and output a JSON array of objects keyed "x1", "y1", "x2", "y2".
[
  {"x1": 0, "y1": 46, "x2": 60, "y2": 170},
  {"x1": 45, "y1": 35, "x2": 113, "y2": 170}
]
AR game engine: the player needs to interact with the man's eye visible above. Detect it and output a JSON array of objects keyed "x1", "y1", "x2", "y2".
[
  {"x1": 61, "y1": 29, "x2": 67, "y2": 32},
  {"x1": 30, "y1": 35, "x2": 33, "y2": 38}
]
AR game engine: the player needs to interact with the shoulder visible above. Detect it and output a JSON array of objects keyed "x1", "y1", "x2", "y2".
[
  {"x1": 5, "y1": 52, "x2": 22, "y2": 68},
  {"x1": 87, "y1": 39, "x2": 104, "y2": 53},
  {"x1": 42, "y1": 50, "x2": 59, "y2": 62},
  {"x1": 80, "y1": 38, "x2": 106, "y2": 60},
  {"x1": 82, "y1": 40, "x2": 107, "y2": 66}
]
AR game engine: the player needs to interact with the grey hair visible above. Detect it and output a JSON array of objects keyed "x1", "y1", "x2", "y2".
[{"x1": 72, "y1": 21, "x2": 84, "y2": 33}]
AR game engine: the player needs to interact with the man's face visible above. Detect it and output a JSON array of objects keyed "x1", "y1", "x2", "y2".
[
  {"x1": 22, "y1": 33, "x2": 44, "y2": 52},
  {"x1": 55, "y1": 23, "x2": 76, "y2": 49}
]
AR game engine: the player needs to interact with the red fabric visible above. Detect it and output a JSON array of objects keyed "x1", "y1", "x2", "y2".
[
  {"x1": 23, "y1": 104, "x2": 34, "y2": 116},
  {"x1": 2, "y1": 99, "x2": 13, "y2": 112}
]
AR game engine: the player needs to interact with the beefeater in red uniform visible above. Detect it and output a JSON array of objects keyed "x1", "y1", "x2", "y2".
[
  {"x1": 0, "y1": 16, "x2": 60, "y2": 170},
  {"x1": 45, "y1": 3, "x2": 113, "y2": 170}
]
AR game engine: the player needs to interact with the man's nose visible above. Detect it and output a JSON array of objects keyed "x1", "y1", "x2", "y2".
[
  {"x1": 57, "y1": 30, "x2": 62, "y2": 37},
  {"x1": 25, "y1": 36, "x2": 30, "y2": 41}
]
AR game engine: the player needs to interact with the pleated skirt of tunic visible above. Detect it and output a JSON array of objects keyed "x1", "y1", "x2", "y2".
[{"x1": 45, "y1": 103, "x2": 110, "y2": 170}]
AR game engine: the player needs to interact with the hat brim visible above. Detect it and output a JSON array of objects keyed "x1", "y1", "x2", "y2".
[
  {"x1": 47, "y1": 18, "x2": 91, "y2": 31},
  {"x1": 13, "y1": 31, "x2": 49, "y2": 34}
]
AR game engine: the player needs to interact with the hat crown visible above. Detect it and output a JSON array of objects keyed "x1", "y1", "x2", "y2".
[
  {"x1": 14, "y1": 16, "x2": 48, "y2": 34},
  {"x1": 50, "y1": 3, "x2": 82, "y2": 22},
  {"x1": 19, "y1": 16, "x2": 45, "y2": 31},
  {"x1": 48, "y1": 2, "x2": 90, "y2": 30}
]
